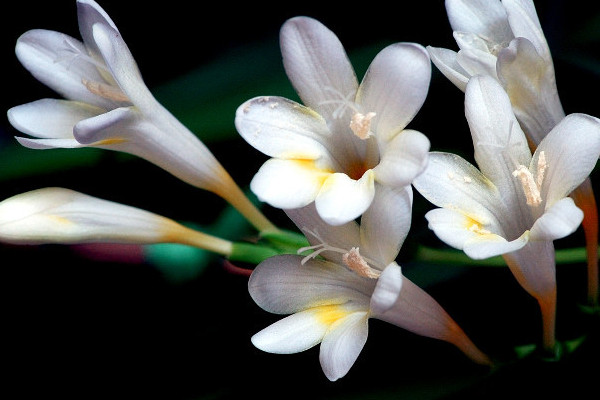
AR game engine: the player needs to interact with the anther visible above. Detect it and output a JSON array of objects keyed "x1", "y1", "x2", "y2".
[
  {"x1": 342, "y1": 247, "x2": 381, "y2": 279},
  {"x1": 82, "y1": 78, "x2": 130, "y2": 102},
  {"x1": 349, "y1": 112, "x2": 376, "y2": 140}
]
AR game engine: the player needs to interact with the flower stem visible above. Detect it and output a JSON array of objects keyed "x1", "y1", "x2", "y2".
[
  {"x1": 570, "y1": 178, "x2": 599, "y2": 306},
  {"x1": 537, "y1": 290, "x2": 557, "y2": 355},
  {"x1": 215, "y1": 175, "x2": 278, "y2": 234}
]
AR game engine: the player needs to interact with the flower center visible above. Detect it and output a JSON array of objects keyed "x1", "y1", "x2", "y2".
[
  {"x1": 512, "y1": 151, "x2": 547, "y2": 207},
  {"x1": 349, "y1": 112, "x2": 376, "y2": 140},
  {"x1": 297, "y1": 229, "x2": 382, "y2": 279},
  {"x1": 81, "y1": 78, "x2": 130, "y2": 102},
  {"x1": 319, "y1": 86, "x2": 376, "y2": 140}
]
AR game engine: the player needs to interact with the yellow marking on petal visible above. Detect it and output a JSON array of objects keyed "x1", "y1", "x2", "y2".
[
  {"x1": 313, "y1": 304, "x2": 349, "y2": 326},
  {"x1": 93, "y1": 138, "x2": 128, "y2": 146},
  {"x1": 289, "y1": 159, "x2": 334, "y2": 185},
  {"x1": 464, "y1": 216, "x2": 491, "y2": 235},
  {"x1": 46, "y1": 215, "x2": 74, "y2": 225}
]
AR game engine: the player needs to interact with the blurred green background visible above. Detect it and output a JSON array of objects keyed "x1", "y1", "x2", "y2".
[{"x1": 1, "y1": 1, "x2": 598, "y2": 399}]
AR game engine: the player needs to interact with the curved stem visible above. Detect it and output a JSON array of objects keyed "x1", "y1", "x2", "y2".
[{"x1": 570, "y1": 178, "x2": 598, "y2": 306}]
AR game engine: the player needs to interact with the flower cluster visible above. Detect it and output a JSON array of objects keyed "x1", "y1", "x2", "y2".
[{"x1": 1, "y1": 0, "x2": 599, "y2": 385}]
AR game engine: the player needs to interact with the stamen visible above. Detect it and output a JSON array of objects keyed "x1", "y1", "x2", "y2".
[
  {"x1": 513, "y1": 165, "x2": 542, "y2": 206},
  {"x1": 342, "y1": 247, "x2": 381, "y2": 279},
  {"x1": 81, "y1": 78, "x2": 130, "y2": 102},
  {"x1": 349, "y1": 112, "x2": 376, "y2": 140},
  {"x1": 319, "y1": 86, "x2": 359, "y2": 119},
  {"x1": 536, "y1": 151, "x2": 547, "y2": 188}
]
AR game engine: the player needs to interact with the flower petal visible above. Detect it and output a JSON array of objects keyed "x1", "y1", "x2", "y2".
[
  {"x1": 77, "y1": 0, "x2": 119, "y2": 58},
  {"x1": 73, "y1": 107, "x2": 230, "y2": 193},
  {"x1": 315, "y1": 171, "x2": 376, "y2": 226},
  {"x1": 412, "y1": 152, "x2": 504, "y2": 231},
  {"x1": 454, "y1": 37, "x2": 499, "y2": 79},
  {"x1": 427, "y1": 46, "x2": 469, "y2": 92},
  {"x1": 235, "y1": 96, "x2": 332, "y2": 160},
  {"x1": 463, "y1": 230, "x2": 529, "y2": 259},
  {"x1": 251, "y1": 310, "x2": 328, "y2": 354},
  {"x1": 530, "y1": 198, "x2": 583, "y2": 242},
  {"x1": 248, "y1": 255, "x2": 373, "y2": 315},
  {"x1": 423, "y1": 208, "x2": 495, "y2": 251},
  {"x1": 357, "y1": 43, "x2": 431, "y2": 142},
  {"x1": 370, "y1": 263, "x2": 403, "y2": 315},
  {"x1": 503, "y1": 0, "x2": 550, "y2": 61},
  {"x1": 503, "y1": 240, "x2": 556, "y2": 300},
  {"x1": 446, "y1": 0, "x2": 513, "y2": 43},
  {"x1": 251, "y1": 158, "x2": 332, "y2": 210},
  {"x1": 280, "y1": 16, "x2": 358, "y2": 120},
  {"x1": 497, "y1": 37, "x2": 564, "y2": 143},
  {"x1": 373, "y1": 129, "x2": 430, "y2": 188},
  {"x1": 0, "y1": 187, "x2": 193, "y2": 245},
  {"x1": 360, "y1": 185, "x2": 413, "y2": 266},
  {"x1": 535, "y1": 113, "x2": 600, "y2": 206},
  {"x1": 8, "y1": 98, "x2": 103, "y2": 139},
  {"x1": 15, "y1": 29, "x2": 115, "y2": 108},
  {"x1": 320, "y1": 311, "x2": 369, "y2": 381}
]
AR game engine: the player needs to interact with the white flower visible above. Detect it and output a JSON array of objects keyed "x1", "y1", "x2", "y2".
[
  {"x1": 412, "y1": 76, "x2": 600, "y2": 351},
  {"x1": 235, "y1": 16, "x2": 431, "y2": 226},
  {"x1": 7, "y1": 0, "x2": 275, "y2": 233},
  {"x1": 249, "y1": 185, "x2": 490, "y2": 381},
  {"x1": 0, "y1": 187, "x2": 232, "y2": 255},
  {"x1": 428, "y1": 0, "x2": 564, "y2": 143}
]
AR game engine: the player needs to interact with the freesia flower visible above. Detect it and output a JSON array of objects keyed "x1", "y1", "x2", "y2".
[
  {"x1": 0, "y1": 187, "x2": 233, "y2": 254},
  {"x1": 7, "y1": 0, "x2": 274, "y2": 233},
  {"x1": 412, "y1": 76, "x2": 600, "y2": 352},
  {"x1": 235, "y1": 16, "x2": 430, "y2": 226},
  {"x1": 249, "y1": 185, "x2": 491, "y2": 381},
  {"x1": 428, "y1": 0, "x2": 599, "y2": 306}
]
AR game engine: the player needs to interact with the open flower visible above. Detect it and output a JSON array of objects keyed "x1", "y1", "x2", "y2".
[
  {"x1": 7, "y1": 0, "x2": 274, "y2": 233},
  {"x1": 412, "y1": 76, "x2": 600, "y2": 352},
  {"x1": 428, "y1": 0, "x2": 600, "y2": 307},
  {"x1": 235, "y1": 16, "x2": 430, "y2": 226},
  {"x1": 249, "y1": 185, "x2": 491, "y2": 381}
]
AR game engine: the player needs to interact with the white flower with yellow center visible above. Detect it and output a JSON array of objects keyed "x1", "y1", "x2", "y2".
[
  {"x1": 249, "y1": 186, "x2": 491, "y2": 381},
  {"x1": 412, "y1": 76, "x2": 600, "y2": 352},
  {"x1": 7, "y1": 0, "x2": 274, "y2": 233},
  {"x1": 235, "y1": 16, "x2": 431, "y2": 226}
]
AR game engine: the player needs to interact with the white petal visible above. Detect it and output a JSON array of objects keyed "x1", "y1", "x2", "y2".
[
  {"x1": 373, "y1": 275, "x2": 456, "y2": 340},
  {"x1": 412, "y1": 152, "x2": 504, "y2": 230},
  {"x1": 235, "y1": 96, "x2": 332, "y2": 160},
  {"x1": 446, "y1": 0, "x2": 513, "y2": 43},
  {"x1": 497, "y1": 38, "x2": 564, "y2": 144},
  {"x1": 16, "y1": 137, "x2": 84, "y2": 149},
  {"x1": 8, "y1": 99, "x2": 103, "y2": 139},
  {"x1": 424, "y1": 208, "x2": 493, "y2": 251},
  {"x1": 454, "y1": 40, "x2": 499, "y2": 79},
  {"x1": 360, "y1": 185, "x2": 413, "y2": 266},
  {"x1": 0, "y1": 187, "x2": 190, "y2": 245},
  {"x1": 357, "y1": 43, "x2": 431, "y2": 142},
  {"x1": 427, "y1": 46, "x2": 469, "y2": 92},
  {"x1": 320, "y1": 311, "x2": 369, "y2": 381},
  {"x1": 370, "y1": 263, "x2": 403, "y2": 315},
  {"x1": 15, "y1": 29, "x2": 116, "y2": 109},
  {"x1": 73, "y1": 107, "x2": 230, "y2": 193},
  {"x1": 280, "y1": 16, "x2": 358, "y2": 120},
  {"x1": 503, "y1": 0, "x2": 550, "y2": 61},
  {"x1": 77, "y1": 0, "x2": 120, "y2": 56},
  {"x1": 315, "y1": 171, "x2": 376, "y2": 226},
  {"x1": 91, "y1": 23, "x2": 151, "y2": 110},
  {"x1": 251, "y1": 158, "x2": 332, "y2": 210},
  {"x1": 465, "y1": 76, "x2": 532, "y2": 198},
  {"x1": 248, "y1": 255, "x2": 373, "y2": 315},
  {"x1": 530, "y1": 198, "x2": 583, "y2": 242},
  {"x1": 251, "y1": 311, "x2": 328, "y2": 354},
  {"x1": 463, "y1": 230, "x2": 529, "y2": 259},
  {"x1": 373, "y1": 129, "x2": 430, "y2": 188},
  {"x1": 535, "y1": 113, "x2": 600, "y2": 206}
]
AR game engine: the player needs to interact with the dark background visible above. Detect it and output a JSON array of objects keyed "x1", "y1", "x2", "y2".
[{"x1": 1, "y1": 1, "x2": 599, "y2": 399}]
